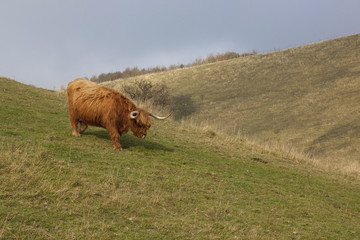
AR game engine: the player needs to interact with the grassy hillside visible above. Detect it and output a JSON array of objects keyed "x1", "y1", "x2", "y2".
[
  {"x1": 1, "y1": 77, "x2": 360, "y2": 239},
  {"x1": 103, "y1": 34, "x2": 360, "y2": 173}
]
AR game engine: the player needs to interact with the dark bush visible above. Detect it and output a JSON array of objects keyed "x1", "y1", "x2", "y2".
[{"x1": 122, "y1": 80, "x2": 171, "y2": 107}]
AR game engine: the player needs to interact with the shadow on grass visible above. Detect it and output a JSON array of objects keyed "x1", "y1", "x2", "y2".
[
  {"x1": 170, "y1": 94, "x2": 198, "y2": 121},
  {"x1": 83, "y1": 130, "x2": 174, "y2": 152}
]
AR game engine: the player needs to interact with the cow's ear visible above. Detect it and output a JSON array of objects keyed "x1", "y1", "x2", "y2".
[{"x1": 130, "y1": 111, "x2": 139, "y2": 119}]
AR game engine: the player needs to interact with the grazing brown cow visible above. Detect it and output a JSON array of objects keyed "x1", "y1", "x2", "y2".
[{"x1": 67, "y1": 78, "x2": 170, "y2": 151}]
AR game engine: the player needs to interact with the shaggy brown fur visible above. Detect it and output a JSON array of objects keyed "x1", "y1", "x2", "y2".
[{"x1": 67, "y1": 78, "x2": 152, "y2": 151}]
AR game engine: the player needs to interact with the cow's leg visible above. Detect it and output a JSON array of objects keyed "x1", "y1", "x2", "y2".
[
  {"x1": 79, "y1": 121, "x2": 88, "y2": 133},
  {"x1": 107, "y1": 127, "x2": 123, "y2": 151},
  {"x1": 69, "y1": 114, "x2": 81, "y2": 137}
]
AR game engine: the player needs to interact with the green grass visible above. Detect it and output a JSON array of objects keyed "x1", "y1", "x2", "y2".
[
  {"x1": 103, "y1": 33, "x2": 360, "y2": 174},
  {"x1": 1, "y1": 78, "x2": 360, "y2": 239}
]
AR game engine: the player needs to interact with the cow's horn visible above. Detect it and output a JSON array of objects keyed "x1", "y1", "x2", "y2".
[
  {"x1": 130, "y1": 111, "x2": 139, "y2": 119},
  {"x1": 149, "y1": 112, "x2": 172, "y2": 120}
]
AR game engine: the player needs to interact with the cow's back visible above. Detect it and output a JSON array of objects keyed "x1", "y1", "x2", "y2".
[
  {"x1": 67, "y1": 78, "x2": 119, "y2": 127},
  {"x1": 67, "y1": 78, "x2": 100, "y2": 99}
]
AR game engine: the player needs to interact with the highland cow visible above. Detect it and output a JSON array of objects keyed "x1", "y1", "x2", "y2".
[{"x1": 67, "y1": 78, "x2": 170, "y2": 151}]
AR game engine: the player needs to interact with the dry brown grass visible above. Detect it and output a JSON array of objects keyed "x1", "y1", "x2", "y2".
[{"x1": 177, "y1": 116, "x2": 360, "y2": 176}]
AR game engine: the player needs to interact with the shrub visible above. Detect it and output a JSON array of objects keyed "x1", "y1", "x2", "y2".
[{"x1": 122, "y1": 80, "x2": 171, "y2": 107}]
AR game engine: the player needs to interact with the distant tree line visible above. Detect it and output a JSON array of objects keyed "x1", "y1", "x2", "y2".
[{"x1": 90, "y1": 50, "x2": 258, "y2": 83}]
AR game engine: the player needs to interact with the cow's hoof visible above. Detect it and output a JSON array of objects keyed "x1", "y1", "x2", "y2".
[
  {"x1": 114, "y1": 147, "x2": 124, "y2": 152},
  {"x1": 72, "y1": 131, "x2": 81, "y2": 137}
]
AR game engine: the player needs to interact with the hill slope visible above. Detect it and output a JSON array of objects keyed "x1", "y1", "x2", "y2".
[
  {"x1": 103, "y1": 34, "x2": 360, "y2": 172},
  {"x1": 1, "y1": 78, "x2": 360, "y2": 239}
]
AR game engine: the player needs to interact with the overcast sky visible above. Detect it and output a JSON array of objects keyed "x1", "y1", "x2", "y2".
[{"x1": 1, "y1": 0, "x2": 359, "y2": 89}]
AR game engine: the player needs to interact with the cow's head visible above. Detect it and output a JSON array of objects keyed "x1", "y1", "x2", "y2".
[{"x1": 129, "y1": 109, "x2": 171, "y2": 139}]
